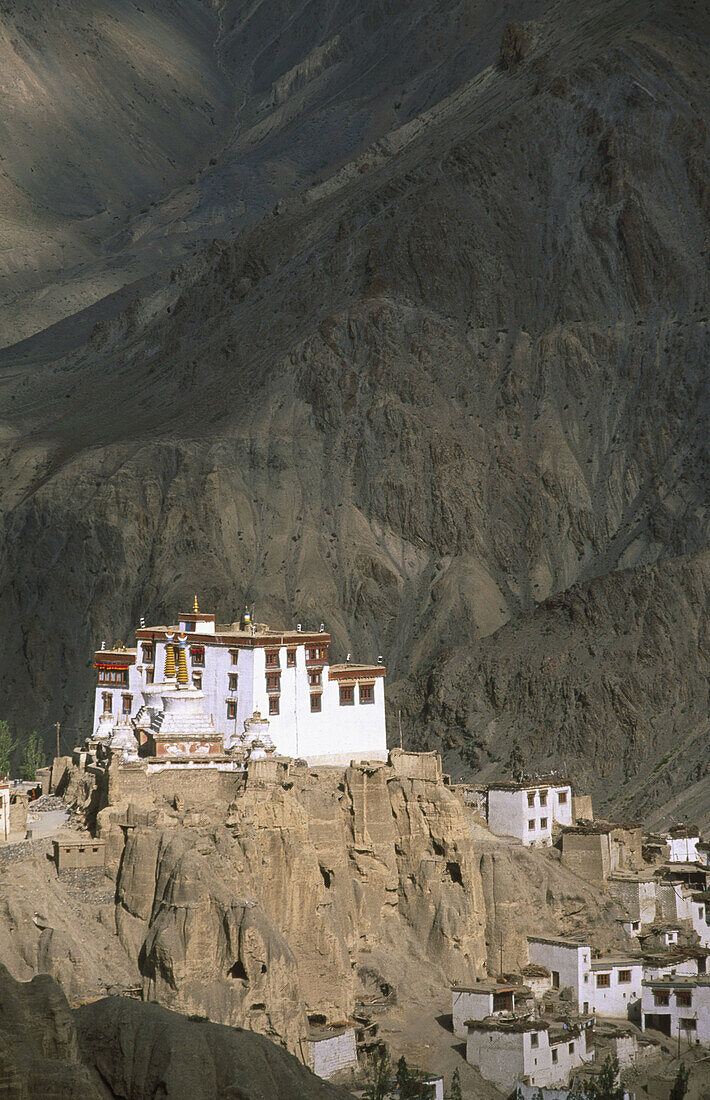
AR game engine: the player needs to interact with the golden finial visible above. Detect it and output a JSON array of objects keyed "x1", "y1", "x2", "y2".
[
  {"x1": 193, "y1": 594, "x2": 199, "y2": 614},
  {"x1": 164, "y1": 642, "x2": 176, "y2": 680},
  {"x1": 176, "y1": 644, "x2": 189, "y2": 686}
]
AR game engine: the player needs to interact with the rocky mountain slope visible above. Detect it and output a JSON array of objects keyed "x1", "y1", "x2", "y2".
[
  {"x1": 0, "y1": 0, "x2": 708, "y2": 806},
  {"x1": 0, "y1": 963, "x2": 348, "y2": 1099},
  {"x1": 0, "y1": 756, "x2": 632, "y2": 1066}
]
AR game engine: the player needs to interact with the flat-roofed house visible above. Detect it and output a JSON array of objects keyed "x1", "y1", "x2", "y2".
[
  {"x1": 452, "y1": 980, "x2": 525, "y2": 1040},
  {"x1": 590, "y1": 956, "x2": 643, "y2": 1019},
  {"x1": 487, "y1": 779, "x2": 573, "y2": 847},
  {"x1": 527, "y1": 936, "x2": 592, "y2": 1014},
  {"x1": 465, "y1": 1017, "x2": 594, "y2": 1092}
]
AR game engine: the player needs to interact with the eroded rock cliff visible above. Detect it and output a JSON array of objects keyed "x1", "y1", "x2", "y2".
[{"x1": 106, "y1": 761, "x2": 488, "y2": 1050}]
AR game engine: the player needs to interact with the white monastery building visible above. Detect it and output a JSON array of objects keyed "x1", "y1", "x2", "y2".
[
  {"x1": 487, "y1": 779, "x2": 573, "y2": 846},
  {"x1": 93, "y1": 600, "x2": 388, "y2": 765}
]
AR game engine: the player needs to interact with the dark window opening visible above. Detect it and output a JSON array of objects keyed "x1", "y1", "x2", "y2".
[
  {"x1": 310, "y1": 693, "x2": 321, "y2": 712},
  {"x1": 229, "y1": 959, "x2": 248, "y2": 980},
  {"x1": 269, "y1": 696, "x2": 279, "y2": 716},
  {"x1": 446, "y1": 861, "x2": 463, "y2": 886},
  {"x1": 320, "y1": 865, "x2": 333, "y2": 889},
  {"x1": 287, "y1": 648, "x2": 296, "y2": 666}
]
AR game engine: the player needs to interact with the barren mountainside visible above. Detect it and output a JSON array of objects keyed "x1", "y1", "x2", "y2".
[{"x1": 0, "y1": 0, "x2": 708, "y2": 809}]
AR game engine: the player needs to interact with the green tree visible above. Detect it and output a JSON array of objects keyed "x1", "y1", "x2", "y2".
[
  {"x1": 20, "y1": 730, "x2": 45, "y2": 781},
  {"x1": 363, "y1": 1046, "x2": 392, "y2": 1100},
  {"x1": 584, "y1": 1056, "x2": 624, "y2": 1100},
  {"x1": 447, "y1": 1068, "x2": 463, "y2": 1100},
  {"x1": 670, "y1": 1062, "x2": 690, "y2": 1100},
  {"x1": 397, "y1": 1056, "x2": 413, "y2": 1096},
  {"x1": 0, "y1": 721, "x2": 17, "y2": 778}
]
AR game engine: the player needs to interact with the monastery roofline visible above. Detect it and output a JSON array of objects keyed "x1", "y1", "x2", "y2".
[
  {"x1": 135, "y1": 626, "x2": 332, "y2": 646},
  {"x1": 328, "y1": 664, "x2": 385, "y2": 679}
]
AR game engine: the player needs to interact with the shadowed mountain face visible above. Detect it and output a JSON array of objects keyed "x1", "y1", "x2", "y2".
[{"x1": 0, "y1": 0, "x2": 708, "y2": 817}]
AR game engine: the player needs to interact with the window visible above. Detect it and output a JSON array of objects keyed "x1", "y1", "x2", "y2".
[
  {"x1": 540, "y1": 817, "x2": 548, "y2": 829},
  {"x1": 558, "y1": 791, "x2": 568, "y2": 804},
  {"x1": 359, "y1": 683, "x2": 374, "y2": 704},
  {"x1": 528, "y1": 819, "x2": 536, "y2": 831},
  {"x1": 618, "y1": 970, "x2": 632, "y2": 984},
  {"x1": 193, "y1": 672, "x2": 202, "y2": 688},
  {"x1": 266, "y1": 672, "x2": 280, "y2": 693},
  {"x1": 310, "y1": 693, "x2": 322, "y2": 712},
  {"x1": 228, "y1": 673, "x2": 238, "y2": 691},
  {"x1": 265, "y1": 650, "x2": 280, "y2": 668},
  {"x1": 306, "y1": 645, "x2": 328, "y2": 663},
  {"x1": 287, "y1": 648, "x2": 296, "y2": 667},
  {"x1": 98, "y1": 668, "x2": 128, "y2": 686},
  {"x1": 226, "y1": 701, "x2": 237, "y2": 720},
  {"x1": 539, "y1": 792, "x2": 547, "y2": 807},
  {"x1": 632, "y1": 922, "x2": 640, "y2": 932},
  {"x1": 596, "y1": 974, "x2": 610, "y2": 988},
  {"x1": 229, "y1": 649, "x2": 239, "y2": 665},
  {"x1": 681, "y1": 1018, "x2": 697, "y2": 1031},
  {"x1": 190, "y1": 645, "x2": 205, "y2": 667},
  {"x1": 551, "y1": 1049, "x2": 558, "y2": 1064},
  {"x1": 308, "y1": 669, "x2": 322, "y2": 687},
  {"x1": 141, "y1": 643, "x2": 154, "y2": 663},
  {"x1": 269, "y1": 696, "x2": 279, "y2": 716},
  {"x1": 653, "y1": 991, "x2": 670, "y2": 1007},
  {"x1": 102, "y1": 692, "x2": 112, "y2": 713},
  {"x1": 184, "y1": 620, "x2": 195, "y2": 632},
  {"x1": 530, "y1": 1033, "x2": 539, "y2": 1049},
  {"x1": 527, "y1": 791, "x2": 535, "y2": 807},
  {"x1": 339, "y1": 684, "x2": 354, "y2": 706},
  {"x1": 122, "y1": 694, "x2": 132, "y2": 714},
  {"x1": 677, "y1": 991, "x2": 692, "y2": 1007},
  {"x1": 568, "y1": 1043, "x2": 574, "y2": 1054},
  {"x1": 146, "y1": 666, "x2": 154, "y2": 684}
]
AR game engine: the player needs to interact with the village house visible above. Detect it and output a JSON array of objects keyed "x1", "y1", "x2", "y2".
[
  {"x1": 590, "y1": 956, "x2": 643, "y2": 1020},
  {"x1": 305, "y1": 1025, "x2": 358, "y2": 1079},
  {"x1": 641, "y1": 976, "x2": 710, "y2": 1044},
  {"x1": 642, "y1": 947, "x2": 708, "y2": 982},
  {"x1": 92, "y1": 600, "x2": 388, "y2": 765},
  {"x1": 527, "y1": 937, "x2": 593, "y2": 1014},
  {"x1": 666, "y1": 826, "x2": 701, "y2": 864},
  {"x1": 465, "y1": 1016, "x2": 594, "y2": 1092},
  {"x1": 452, "y1": 980, "x2": 527, "y2": 1039},
  {"x1": 607, "y1": 874, "x2": 657, "y2": 935},
  {"x1": 487, "y1": 779, "x2": 574, "y2": 846},
  {"x1": 560, "y1": 822, "x2": 643, "y2": 883}
]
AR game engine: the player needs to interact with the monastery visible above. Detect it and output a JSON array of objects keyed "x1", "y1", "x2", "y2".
[{"x1": 93, "y1": 599, "x2": 388, "y2": 766}]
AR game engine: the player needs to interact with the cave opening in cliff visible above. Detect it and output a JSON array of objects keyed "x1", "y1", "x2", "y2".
[
  {"x1": 229, "y1": 959, "x2": 248, "y2": 980},
  {"x1": 320, "y1": 864, "x2": 333, "y2": 888},
  {"x1": 446, "y1": 861, "x2": 464, "y2": 886}
]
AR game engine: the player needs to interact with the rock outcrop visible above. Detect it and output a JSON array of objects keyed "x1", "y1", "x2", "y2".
[
  {"x1": 107, "y1": 760, "x2": 488, "y2": 1050},
  {"x1": 0, "y1": 964, "x2": 348, "y2": 1099}
]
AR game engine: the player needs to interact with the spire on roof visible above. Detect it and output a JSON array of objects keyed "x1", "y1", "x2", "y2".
[{"x1": 193, "y1": 594, "x2": 199, "y2": 614}]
